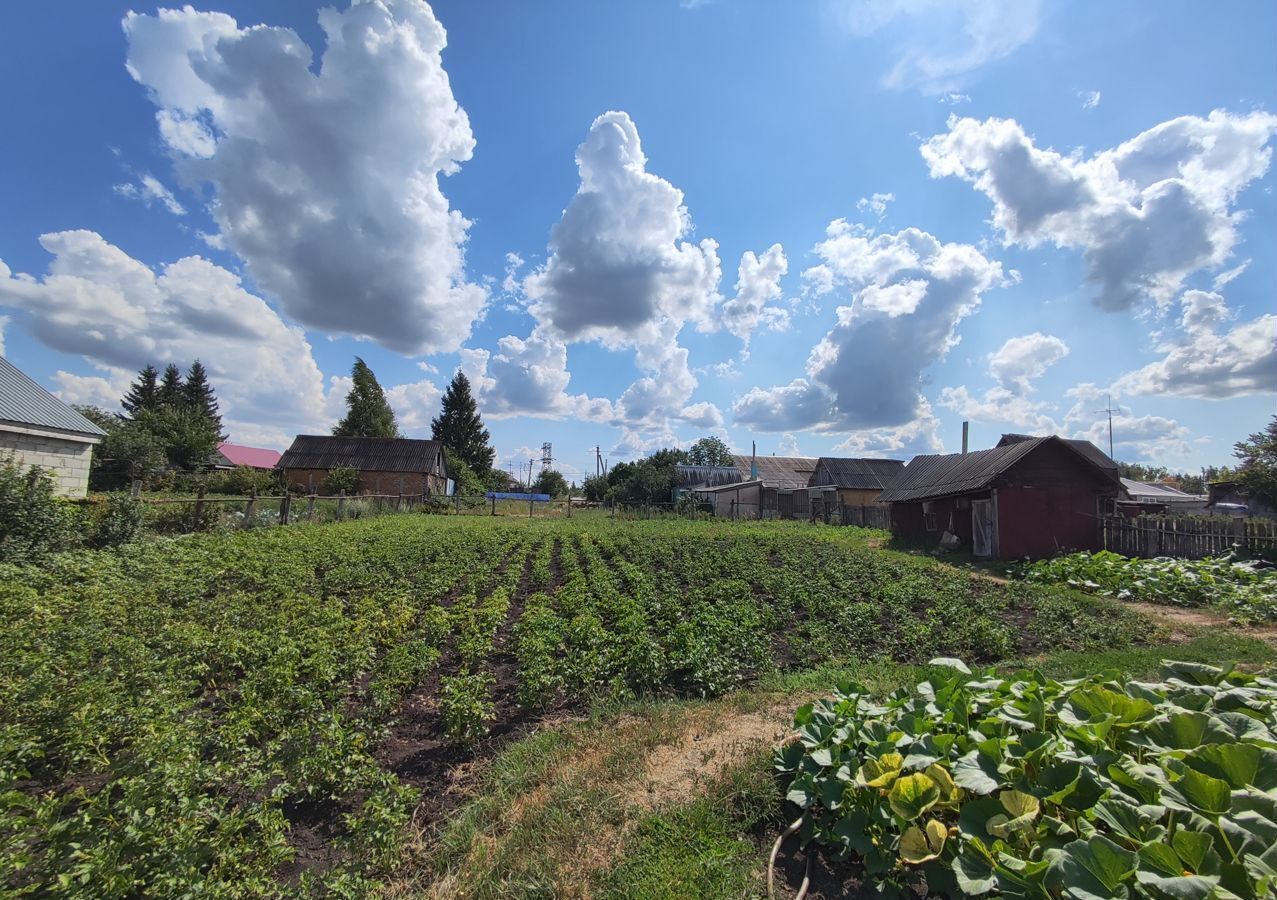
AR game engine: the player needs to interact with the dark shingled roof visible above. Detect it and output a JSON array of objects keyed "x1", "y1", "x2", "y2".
[
  {"x1": 278, "y1": 435, "x2": 445, "y2": 474},
  {"x1": 731, "y1": 454, "x2": 818, "y2": 490},
  {"x1": 0, "y1": 356, "x2": 105, "y2": 438},
  {"x1": 810, "y1": 457, "x2": 905, "y2": 489},
  {"x1": 878, "y1": 436, "x2": 1117, "y2": 503}
]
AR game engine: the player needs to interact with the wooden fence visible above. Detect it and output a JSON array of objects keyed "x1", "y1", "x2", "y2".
[
  {"x1": 840, "y1": 504, "x2": 892, "y2": 529},
  {"x1": 1101, "y1": 513, "x2": 1277, "y2": 559}
]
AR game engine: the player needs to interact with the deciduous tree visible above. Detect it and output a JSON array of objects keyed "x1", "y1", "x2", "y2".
[{"x1": 1234, "y1": 415, "x2": 1277, "y2": 504}]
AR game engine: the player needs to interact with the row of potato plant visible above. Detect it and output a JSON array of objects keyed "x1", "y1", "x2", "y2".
[{"x1": 777, "y1": 658, "x2": 1277, "y2": 898}]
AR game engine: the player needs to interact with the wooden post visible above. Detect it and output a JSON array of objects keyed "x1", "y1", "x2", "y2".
[
  {"x1": 307, "y1": 492, "x2": 316, "y2": 520},
  {"x1": 491, "y1": 494, "x2": 497, "y2": 516},
  {"x1": 243, "y1": 489, "x2": 256, "y2": 528},
  {"x1": 337, "y1": 489, "x2": 346, "y2": 521},
  {"x1": 130, "y1": 479, "x2": 142, "y2": 498},
  {"x1": 396, "y1": 491, "x2": 403, "y2": 512},
  {"x1": 194, "y1": 487, "x2": 206, "y2": 524},
  {"x1": 528, "y1": 493, "x2": 534, "y2": 518},
  {"x1": 566, "y1": 494, "x2": 571, "y2": 519},
  {"x1": 280, "y1": 492, "x2": 291, "y2": 526}
]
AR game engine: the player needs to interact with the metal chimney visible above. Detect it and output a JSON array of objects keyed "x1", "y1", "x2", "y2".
[{"x1": 961, "y1": 421, "x2": 969, "y2": 454}]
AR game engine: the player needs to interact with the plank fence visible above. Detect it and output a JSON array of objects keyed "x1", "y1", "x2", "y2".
[
  {"x1": 1101, "y1": 513, "x2": 1277, "y2": 559},
  {"x1": 839, "y1": 504, "x2": 892, "y2": 529}
]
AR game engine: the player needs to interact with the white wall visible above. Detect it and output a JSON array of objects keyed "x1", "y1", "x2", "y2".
[{"x1": 0, "y1": 425, "x2": 97, "y2": 497}]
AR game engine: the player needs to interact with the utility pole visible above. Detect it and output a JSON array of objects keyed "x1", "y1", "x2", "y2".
[{"x1": 1094, "y1": 394, "x2": 1119, "y2": 459}]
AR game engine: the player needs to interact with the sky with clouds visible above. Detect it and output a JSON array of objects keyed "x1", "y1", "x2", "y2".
[{"x1": 1, "y1": 0, "x2": 1273, "y2": 482}]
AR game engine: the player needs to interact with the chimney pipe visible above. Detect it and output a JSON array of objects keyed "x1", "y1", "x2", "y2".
[{"x1": 961, "y1": 421, "x2": 969, "y2": 454}]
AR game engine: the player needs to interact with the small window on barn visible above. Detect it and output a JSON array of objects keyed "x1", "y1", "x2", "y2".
[{"x1": 922, "y1": 500, "x2": 937, "y2": 531}]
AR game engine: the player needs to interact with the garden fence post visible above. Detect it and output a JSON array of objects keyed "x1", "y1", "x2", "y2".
[
  {"x1": 338, "y1": 489, "x2": 346, "y2": 521},
  {"x1": 396, "y1": 491, "x2": 403, "y2": 512},
  {"x1": 567, "y1": 495, "x2": 571, "y2": 518},
  {"x1": 529, "y1": 494, "x2": 534, "y2": 518},
  {"x1": 491, "y1": 495, "x2": 496, "y2": 516},
  {"x1": 280, "y1": 492, "x2": 290, "y2": 526},
  {"x1": 243, "y1": 489, "x2": 256, "y2": 529},
  {"x1": 194, "y1": 487, "x2": 206, "y2": 524},
  {"x1": 307, "y1": 492, "x2": 316, "y2": 520},
  {"x1": 130, "y1": 479, "x2": 142, "y2": 498}
]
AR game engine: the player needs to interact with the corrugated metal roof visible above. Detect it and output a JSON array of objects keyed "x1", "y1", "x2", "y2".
[
  {"x1": 730, "y1": 454, "x2": 818, "y2": 490},
  {"x1": 216, "y1": 442, "x2": 282, "y2": 469},
  {"x1": 1120, "y1": 478, "x2": 1199, "y2": 501},
  {"x1": 674, "y1": 464, "x2": 742, "y2": 488},
  {"x1": 811, "y1": 457, "x2": 905, "y2": 489},
  {"x1": 0, "y1": 356, "x2": 106, "y2": 438},
  {"x1": 279, "y1": 435, "x2": 444, "y2": 474},
  {"x1": 998, "y1": 433, "x2": 1117, "y2": 473},
  {"x1": 879, "y1": 436, "x2": 1117, "y2": 503}
]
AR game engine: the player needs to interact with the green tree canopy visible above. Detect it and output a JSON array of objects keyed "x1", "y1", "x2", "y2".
[
  {"x1": 686, "y1": 436, "x2": 734, "y2": 467},
  {"x1": 121, "y1": 365, "x2": 160, "y2": 416},
  {"x1": 1234, "y1": 415, "x2": 1277, "y2": 504},
  {"x1": 532, "y1": 469, "x2": 569, "y2": 498},
  {"x1": 431, "y1": 371, "x2": 494, "y2": 473},
  {"x1": 135, "y1": 405, "x2": 221, "y2": 471},
  {"x1": 333, "y1": 357, "x2": 400, "y2": 439}
]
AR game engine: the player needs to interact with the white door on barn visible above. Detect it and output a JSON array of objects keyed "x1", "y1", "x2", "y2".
[{"x1": 972, "y1": 499, "x2": 994, "y2": 558}]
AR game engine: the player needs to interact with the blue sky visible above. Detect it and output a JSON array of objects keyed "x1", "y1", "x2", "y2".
[{"x1": 1, "y1": 0, "x2": 1273, "y2": 483}]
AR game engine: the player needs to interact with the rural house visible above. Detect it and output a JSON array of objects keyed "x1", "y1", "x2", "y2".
[
  {"x1": 0, "y1": 356, "x2": 105, "y2": 497},
  {"x1": 807, "y1": 456, "x2": 905, "y2": 526},
  {"x1": 278, "y1": 435, "x2": 449, "y2": 496},
  {"x1": 211, "y1": 441, "x2": 282, "y2": 471},
  {"x1": 699, "y1": 455, "x2": 818, "y2": 518},
  {"x1": 878, "y1": 435, "x2": 1120, "y2": 559}
]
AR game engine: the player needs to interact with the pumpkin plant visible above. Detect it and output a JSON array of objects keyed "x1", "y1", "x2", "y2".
[{"x1": 774, "y1": 658, "x2": 1277, "y2": 898}]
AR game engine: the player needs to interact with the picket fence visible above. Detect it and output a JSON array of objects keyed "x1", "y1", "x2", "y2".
[{"x1": 1101, "y1": 513, "x2": 1277, "y2": 559}]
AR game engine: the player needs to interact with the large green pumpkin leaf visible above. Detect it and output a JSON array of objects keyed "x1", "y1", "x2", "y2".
[
  {"x1": 1134, "y1": 872, "x2": 1220, "y2": 899},
  {"x1": 1185, "y1": 743, "x2": 1277, "y2": 791},
  {"x1": 953, "y1": 750, "x2": 1001, "y2": 795},
  {"x1": 1171, "y1": 830, "x2": 1215, "y2": 874},
  {"x1": 953, "y1": 848, "x2": 998, "y2": 895},
  {"x1": 888, "y1": 772, "x2": 940, "y2": 820},
  {"x1": 1049, "y1": 836, "x2": 1138, "y2": 899},
  {"x1": 1166, "y1": 769, "x2": 1231, "y2": 817},
  {"x1": 925, "y1": 762, "x2": 958, "y2": 802},
  {"x1": 930, "y1": 657, "x2": 972, "y2": 675}
]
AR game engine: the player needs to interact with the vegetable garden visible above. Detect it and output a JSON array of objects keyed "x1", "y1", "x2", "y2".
[{"x1": 0, "y1": 515, "x2": 1168, "y2": 896}]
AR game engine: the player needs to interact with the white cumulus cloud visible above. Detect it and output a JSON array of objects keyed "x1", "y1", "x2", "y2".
[
  {"x1": 921, "y1": 109, "x2": 1277, "y2": 311},
  {"x1": 113, "y1": 173, "x2": 186, "y2": 216},
  {"x1": 123, "y1": 0, "x2": 486, "y2": 354}
]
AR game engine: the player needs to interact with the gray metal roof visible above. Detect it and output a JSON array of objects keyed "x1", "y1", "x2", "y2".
[
  {"x1": 1120, "y1": 478, "x2": 1202, "y2": 501},
  {"x1": 731, "y1": 454, "x2": 818, "y2": 490},
  {"x1": 674, "y1": 464, "x2": 742, "y2": 488},
  {"x1": 998, "y1": 433, "x2": 1117, "y2": 474},
  {"x1": 0, "y1": 356, "x2": 106, "y2": 438},
  {"x1": 810, "y1": 457, "x2": 905, "y2": 489},
  {"x1": 878, "y1": 436, "x2": 1117, "y2": 503},
  {"x1": 279, "y1": 435, "x2": 445, "y2": 474}
]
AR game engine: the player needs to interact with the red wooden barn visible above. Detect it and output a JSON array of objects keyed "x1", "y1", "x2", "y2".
[{"x1": 877, "y1": 435, "x2": 1120, "y2": 559}]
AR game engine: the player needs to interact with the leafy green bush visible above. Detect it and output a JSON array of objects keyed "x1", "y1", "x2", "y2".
[
  {"x1": 86, "y1": 494, "x2": 145, "y2": 548},
  {"x1": 0, "y1": 455, "x2": 78, "y2": 562},
  {"x1": 776, "y1": 658, "x2": 1277, "y2": 898},
  {"x1": 324, "y1": 465, "x2": 361, "y2": 495},
  {"x1": 1018, "y1": 550, "x2": 1277, "y2": 624}
]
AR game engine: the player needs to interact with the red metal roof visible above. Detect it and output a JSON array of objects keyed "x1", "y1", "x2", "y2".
[{"x1": 216, "y1": 442, "x2": 282, "y2": 469}]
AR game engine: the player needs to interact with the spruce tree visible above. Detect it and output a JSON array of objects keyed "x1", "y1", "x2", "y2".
[
  {"x1": 158, "y1": 364, "x2": 184, "y2": 408},
  {"x1": 333, "y1": 358, "x2": 400, "y2": 438},
  {"x1": 182, "y1": 360, "x2": 226, "y2": 440},
  {"x1": 431, "y1": 372, "x2": 494, "y2": 473},
  {"x1": 122, "y1": 364, "x2": 160, "y2": 416}
]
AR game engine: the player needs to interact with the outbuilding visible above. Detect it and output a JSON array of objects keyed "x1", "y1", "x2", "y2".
[
  {"x1": 278, "y1": 435, "x2": 449, "y2": 496},
  {"x1": 878, "y1": 435, "x2": 1120, "y2": 559},
  {"x1": 0, "y1": 356, "x2": 105, "y2": 497},
  {"x1": 808, "y1": 457, "x2": 905, "y2": 506},
  {"x1": 211, "y1": 441, "x2": 282, "y2": 471}
]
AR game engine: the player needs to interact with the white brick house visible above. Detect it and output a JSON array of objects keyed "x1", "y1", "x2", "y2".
[{"x1": 0, "y1": 357, "x2": 106, "y2": 497}]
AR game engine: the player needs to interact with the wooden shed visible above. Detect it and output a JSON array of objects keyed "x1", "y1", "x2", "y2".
[
  {"x1": 278, "y1": 435, "x2": 449, "y2": 496},
  {"x1": 879, "y1": 436, "x2": 1120, "y2": 559},
  {"x1": 808, "y1": 457, "x2": 905, "y2": 506}
]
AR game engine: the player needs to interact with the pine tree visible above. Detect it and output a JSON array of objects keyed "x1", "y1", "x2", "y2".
[
  {"x1": 122, "y1": 364, "x2": 160, "y2": 416},
  {"x1": 182, "y1": 360, "x2": 226, "y2": 440},
  {"x1": 333, "y1": 358, "x2": 400, "y2": 438},
  {"x1": 431, "y1": 372, "x2": 494, "y2": 473},
  {"x1": 158, "y1": 364, "x2": 184, "y2": 408}
]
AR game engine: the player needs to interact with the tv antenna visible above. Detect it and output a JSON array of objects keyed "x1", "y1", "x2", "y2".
[{"x1": 1093, "y1": 393, "x2": 1121, "y2": 459}]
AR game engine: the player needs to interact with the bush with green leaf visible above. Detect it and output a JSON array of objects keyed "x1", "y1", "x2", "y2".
[
  {"x1": 775, "y1": 658, "x2": 1277, "y2": 898},
  {"x1": 0, "y1": 455, "x2": 78, "y2": 562},
  {"x1": 324, "y1": 465, "x2": 361, "y2": 495}
]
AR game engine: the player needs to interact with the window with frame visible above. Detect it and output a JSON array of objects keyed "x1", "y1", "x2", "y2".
[{"x1": 922, "y1": 500, "x2": 937, "y2": 531}]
